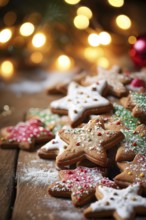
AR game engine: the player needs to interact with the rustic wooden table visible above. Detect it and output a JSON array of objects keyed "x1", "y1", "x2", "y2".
[{"x1": 0, "y1": 89, "x2": 145, "y2": 220}]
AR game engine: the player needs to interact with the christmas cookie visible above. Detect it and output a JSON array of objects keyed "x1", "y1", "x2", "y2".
[
  {"x1": 50, "y1": 81, "x2": 113, "y2": 127},
  {"x1": 127, "y1": 78, "x2": 146, "y2": 92},
  {"x1": 82, "y1": 66, "x2": 131, "y2": 97},
  {"x1": 0, "y1": 119, "x2": 54, "y2": 150},
  {"x1": 121, "y1": 92, "x2": 146, "y2": 119},
  {"x1": 115, "y1": 154, "x2": 146, "y2": 194},
  {"x1": 84, "y1": 184, "x2": 146, "y2": 220},
  {"x1": 48, "y1": 166, "x2": 117, "y2": 207},
  {"x1": 116, "y1": 124, "x2": 146, "y2": 162},
  {"x1": 38, "y1": 127, "x2": 70, "y2": 159},
  {"x1": 56, "y1": 118, "x2": 124, "y2": 168},
  {"x1": 25, "y1": 108, "x2": 68, "y2": 134}
]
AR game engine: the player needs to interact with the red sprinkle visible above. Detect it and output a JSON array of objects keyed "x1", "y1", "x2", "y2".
[
  {"x1": 76, "y1": 142, "x2": 80, "y2": 146},
  {"x1": 97, "y1": 132, "x2": 102, "y2": 136},
  {"x1": 133, "y1": 142, "x2": 137, "y2": 146}
]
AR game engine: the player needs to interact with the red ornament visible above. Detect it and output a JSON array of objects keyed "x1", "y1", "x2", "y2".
[
  {"x1": 130, "y1": 35, "x2": 146, "y2": 67},
  {"x1": 130, "y1": 78, "x2": 145, "y2": 88}
]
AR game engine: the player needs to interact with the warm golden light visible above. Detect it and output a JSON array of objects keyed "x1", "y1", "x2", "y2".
[
  {"x1": 128, "y1": 35, "x2": 136, "y2": 44},
  {"x1": 30, "y1": 52, "x2": 43, "y2": 64},
  {"x1": 88, "y1": 33, "x2": 100, "y2": 47},
  {"x1": 0, "y1": 0, "x2": 9, "y2": 7},
  {"x1": 73, "y1": 15, "x2": 89, "y2": 30},
  {"x1": 56, "y1": 55, "x2": 72, "y2": 71},
  {"x1": 99, "y1": 31, "x2": 112, "y2": 45},
  {"x1": 19, "y1": 22, "x2": 35, "y2": 37},
  {"x1": 32, "y1": 33, "x2": 46, "y2": 48},
  {"x1": 0, "y1": 60, "x2": 14, "y2": 79},
  {"x1": 77, "y1": 6, "x2": 92, "y2": 19},
  {"x1": 64, "y1": 0, "x2": 80, "y2": 5},
  {"x1": 116, "y1": 14, "x2": 131, "y2": 30},
  {"x1": 98, "y1": 57, "x2": 109, "y2": 68},
  {"x1": 0, "y1": 28, "x2": 12, "y2": 43},
  {"x1": 108, "y1": 0, "x2": 124, "y2": 7},
  {"x1": 84, "y1": 47, "x2": 104, "y2": 61},
  {"x1": 4, "y1": 11, "x2": 17, "y2": 26}
]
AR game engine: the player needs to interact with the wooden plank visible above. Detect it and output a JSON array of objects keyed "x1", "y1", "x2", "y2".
[{"x1": 12, "y1": 151, "x2": 86, "y2": 220}]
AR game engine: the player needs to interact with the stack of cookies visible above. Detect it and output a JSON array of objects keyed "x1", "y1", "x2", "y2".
[{"x1": 0, "y1": 66, "x2": 146, "y2": 220}]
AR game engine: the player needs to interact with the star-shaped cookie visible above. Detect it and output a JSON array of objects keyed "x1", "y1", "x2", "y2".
[
  {"x1": 56, "y1": 118, "x2": 124, "y2": 168},
  {"x1": 121, "y1": 92, "x2": 146, "y2": 119},
  {"x1": 50, "y1": 81, "x2": 113, "y2": 127},
  {"x1": 0, "y1": 119, "x2": 54, "y2": 150},
  {"x1": 38, "y1": 128, "x2": 69, "y2": 159},
  {"x1": 84, "y1": 184, "x2": 146, "y2": 220},
  {"x1": 115, "y1": 154, "x2": 146, "y2": 194},
  {"x1": 48, "y1": 166, "x2": 117, "y2": 207},
  {"x1": 25, "y1": 108, "x2": 68, "y2": 134},
  {"x1": 83, "y1": 66, "x2": 131, "y2": 97}
]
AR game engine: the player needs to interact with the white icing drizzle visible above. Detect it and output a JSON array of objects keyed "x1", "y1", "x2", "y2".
[
  {"x1": 50, "y1": 81, "x2": 110, "y2": 122},
  {"x1": 90, "y1": 184, "x2": 146, "y2": 219}
]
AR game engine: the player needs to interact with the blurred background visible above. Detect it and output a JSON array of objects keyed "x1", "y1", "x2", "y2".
[{"x1": 0, "y1": 0, "x2": 146, "y2": 85}]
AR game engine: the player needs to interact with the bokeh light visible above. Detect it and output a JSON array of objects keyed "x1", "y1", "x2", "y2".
[
  {"x1": 0, "y1": 28, "x2": 12, "y2": 43},
  {"x1": 73, "y1": 15, "x2": 89, "y2": 30},
  {"x1": 32, "y1": 33, "x2": 46, "y2": 48},
  {"x1": 116, "y1": 14, "x2": 131, "y2": 30},
  {"x1": 0, "y1": 0, "x2": 9, "y2": 7},
  {"x1": 19, "y1": 22, "x2": 35, "y2": 37},
  {"x1": 77, "y1": 6, "x2": 92, "y2": 19},
  {"x1": 30, "y1": 52, "x2": 43, "y2": 64},
  {"x1": 128, "y1": 35, "x2": 136, "y2": 44},
  {"x1": 84, "y1": 47, "x2": 104, "y2": 61},
  {"x1": 4, "y1": 11, "x2": 17, "y2": 26},
  {"x1": 64, "y1": 0, "x2": 80, "y2": 5},
  {"x1": 88, "y1": 33, "x2": 100, "y2": 47},
  {"x1": 99, "y1": 31, "x2": 112, "y2": 45},
  {"x1": 0, "y1": 60, "x2": 14, "y2": 79},
  {"x1": 56, "y1": 55, "x2": 72, "y2": 71},
  {"x1": 98, "y1": 57, "x2": 109, "y2": 68},
  {"x1": 108, "y1": 0, "x2": 124, "y2": 7}
]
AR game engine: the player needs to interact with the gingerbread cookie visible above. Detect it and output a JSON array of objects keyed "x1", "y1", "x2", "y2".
[
  {"x1": 50, "y1": 81, "x2": 113, "y2": 127},
  {"x1": 116, "y1": 124, "x2": 146, "y2": 162},
  {"x1": 82, "y1": 66, "x2": 131, "y2": 97},
  {"x1": 84, "y1": 183, "x2": 146, "y2": 220},
  {"x1": 121, "y1": 92, "x2": 146, "y2": 119},
  {"x1": 56, "y1": 118, "x2": 124, "y2": 168},
  {"x1": 25, "y1": 108, "x2": 68, "y2": 134},
  {"x1": 48, "y1": 166, "x2": 117, "y2": 207},
  {"x1": 0, "y1": 119, "x2": 54, "y2": 150},
  {"x1": 38, "y1": 127, "x2": 70, "y2": 159},
  {"x1": 115, "y1": 154, "x2": 146, "y2": 194}
]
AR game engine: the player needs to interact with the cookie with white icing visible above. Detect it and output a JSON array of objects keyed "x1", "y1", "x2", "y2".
[
  {"x1": 50, "y1": 81, "x2": 113, "y2": 127},
  {"x1": 48, "y1": 166, "x2": 117, "y2": 207},
  {"x1": 115, "y1": 154, "x2": 146, "y2": 194},
  {"x1": 84, "y1": 184, "x2": 146, "y2": 220},
  {"x1": 56, "y1": 117, "x2": 124, "y2": 168},
  {"x1": 0, "y1": 119, "x2": 54, "y2": 150}
]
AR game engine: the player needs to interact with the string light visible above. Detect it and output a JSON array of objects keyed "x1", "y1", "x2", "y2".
[
  {"x1": 128, "y1": 36, "x2": 136, "y2": 44},
  {"x1": 19, "y1": 22, "x2": 35, "y2": 37},
  {"x1": 56, "y1": 55, "x2": 72, "y2": 71},
  {"x1": 77, "y1": 6, "x2": 92, "y2": 19},
  {"x1": 0, "y1": 60, "x2": 14, "y2": 79},
  {"x1": 99, "y1": 31, "x2": 112, "y2": 45},
  {"x1": 116, "y1": 14, "x2": 131, "y2": 30},
  {"x1": 108, "y1": 0, "x2": 124, "y2": 8},
  {"x1": 30, "y1": 52, "x2": 43, "y2": 63},
  {"x1": 64, "y1": 0, "x2": 80, "y2": 5},
  {"x1": 73, "y1": 15, "x2": 89, "y2": 30},
  {"x1": 0, "y1": 28, "x2": 12, "y2": 43},
  {"x1": 32, "y1": 33, "x2": 46, "y2": 48},
  {"x1": 98, "y1": 57, "x2": 109, "y2": 68},
  {"x1": 88, "y1": 33, "x2": 100, "y2": 47},
  {"x1": 4, "y1": 11, "x2": 17, "y2": 26}
]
